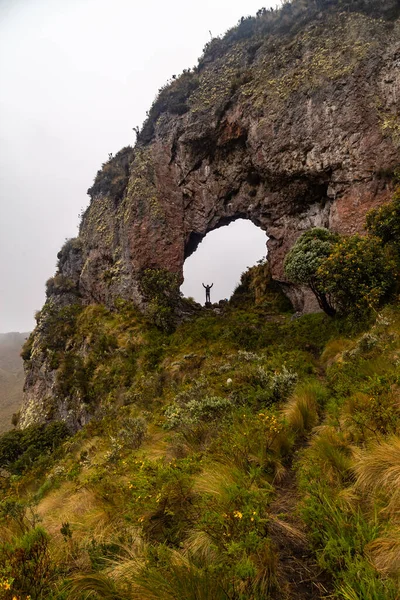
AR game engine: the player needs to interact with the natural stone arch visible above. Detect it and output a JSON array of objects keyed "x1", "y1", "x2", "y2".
[
  {"x1": 181, "y1": 218, "x2": 268, "y2": 303},
  {"x1": 19, "y1": 4, "x2": 400, "y2": 431},
  {"x1": 64, "y1": 8, "x2": 398, "y2": 314},
  {"x1": 178, "y1": 163, "x2": 332, "y2": 311}
]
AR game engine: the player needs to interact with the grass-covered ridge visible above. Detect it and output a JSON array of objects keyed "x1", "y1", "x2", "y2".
[
  {"x1": 3, "y1": 256, "x2": 400, "y2": 598},
  {"x1": 136, "y1": 0, "x2": 400, "y2": 144}
]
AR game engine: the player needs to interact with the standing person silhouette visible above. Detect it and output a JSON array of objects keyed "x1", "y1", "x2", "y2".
[{"x1": 202, "y1": 283, "x2": 213, "y2": 304}]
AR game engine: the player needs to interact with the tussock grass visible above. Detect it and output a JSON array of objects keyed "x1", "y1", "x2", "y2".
[
  {"x1": 367, "y1": 529, "x2": 400, "y2": 577},
  {"x1": 184, "y1": 530, "x2": 219, "y2": 562},
  {"x1": 38, "y1": 483, "x2": 110, "y2": 538},
  {"x1": 132, "y1": 557, "x2": 231, "y2": 600},
  {"x1": 310, "y1": 426, "x2": 354, "y2": 484},
  {"x1": 321, "y1": 338, "x2": 355, "y2": 366},
  {"x1": 65, "y1": 572, "x2": 128, "y2": 599},
  {"x1": 193, "y1": 463, "x2": 239, "y2": 498},
  {"x1": 247, "y1": 540, "x2": 279, "y2": 597},
  {"x1": 354, "y1": 436, "x2": 400, "y2": 512},
  {"x1": 355, "y1": 355, "x2": 395, "y2": 379},
  {"x1": 282, "y1": 381, "x2": 324, "y2": 436}
]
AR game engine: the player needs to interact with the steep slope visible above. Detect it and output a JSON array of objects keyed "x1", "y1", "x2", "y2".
[
  {"x1": 0, "y1": 333, "x2": 28, "y2": 433},
  {"x1": 19, "y1": 0, "x2": 400, "y2": 431},
  {"x1": 2, "y1": 279, "x2": 400, "y2": 599}
]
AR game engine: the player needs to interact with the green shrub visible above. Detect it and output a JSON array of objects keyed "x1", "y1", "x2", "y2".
[
  {"x1": 0, "y1": 422, "x2": 70, "y2": 474},
  {"x1": 20, "y1": 334, "x2": 34, "y2": 362},
  {"x1": 45, "y1": 274, "x2": 79, "y2": 298},
  {"x1": 139, "y1": 268, "x2": 181, "y2": 333},
  {"x1": 87, "y1": 146, "x2": 134, "y2": 201},
  {"x1": 118, "y1": 416, "x2": 148, "y2": 449},
  {"x1": 0, "y1": 526, "x2": 53, "y2": 600},
  {"x1": 164, "y1": 396, "x2": 232, "y2": 430},
  {"x1": 284, "y1": 228, "x2": 339, "y2": 316},
  {"x1": 318, "y1": 235, "x2": 397, "y2": 316}
]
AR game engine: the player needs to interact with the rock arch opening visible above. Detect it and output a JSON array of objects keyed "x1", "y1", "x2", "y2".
[{"x1": 180, "y1": 219, "x2": 268, "y2": 304}]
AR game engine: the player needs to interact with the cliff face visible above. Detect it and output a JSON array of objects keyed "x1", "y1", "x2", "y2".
[
  {"x1": 20, "y1": 2, "x2": 400, "y2": 429},
  {"x1": 72, "y1": 8, "x2": 399, "y2": 308}
]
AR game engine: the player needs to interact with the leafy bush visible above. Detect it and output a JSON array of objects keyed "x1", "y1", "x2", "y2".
[
  {"x1": 118, "y1": 416, "x2": 147, "y2": 449},
  {"x1": 164, "y1": 396, "x2": 232, "y2": 430},
  {"x1": 318, "y1": 235, "x2": 397, "y2": 316},
  {"x1": 284, "y1": 228, "x2": 339, "y2": 316},
  {"x1": 270, "y1": 365, "x2": 298, "y2": 401},
  {"x1": 0, "y1": 526, "x2": 53, "y2": 600},
  {"x1": 139, "y1": 268, "x2": 181, "y2": 333},
  {"x1": 0, "y1": 422, "x2": 69, "y2": 474}
]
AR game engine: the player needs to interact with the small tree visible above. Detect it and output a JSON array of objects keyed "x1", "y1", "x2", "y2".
[
  {"x1": 139, "y1": 268, "x2": 181, "y2": 333},
  {"x1": 317, "y1": 235, "x2": 397, "y2": 316},
  {"x1": 284, "y1": 228, "x2": 339, "y2": 316}
]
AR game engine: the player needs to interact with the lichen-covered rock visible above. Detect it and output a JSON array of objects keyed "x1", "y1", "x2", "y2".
[
  {"x1": 74, "y1": 9, "x2": 399, "y2": 313},
  {"x1": 20, "y1": 2, "x2": 400, "y2": 428}
]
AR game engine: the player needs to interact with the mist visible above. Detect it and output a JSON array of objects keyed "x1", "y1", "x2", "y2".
[{"x1": 0, "y1": 0, "x2": 273, "y2": 332}]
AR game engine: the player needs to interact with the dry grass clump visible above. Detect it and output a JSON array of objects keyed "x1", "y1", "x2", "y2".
[
  {"x1": 320, "y1": 338, "x2": 355, "y2": 366},
  {"x1": 310, "y1": 426, "x2": 354, "y2": 484},
  {"x1": 38, "y1": 483, "x2": 110, "y2": 539},
  {"x1": 193, "y1": 463, "x2": 239, "y2": 498},
  {"x1": 282, "y1": 381, "x2": 322, "y2": 436},
  {"x1": 353, "y1": 436, "x2": 400, "y2": 512},
  {"x1": 184, "y1": 529, "x2": 219, "y2": 562},
  {"x1": 65, "y1": 572, "x2": 128, "y2": 599},
  {"x1": 367, "y1": 529, "x2": 400, "y2": 578}
]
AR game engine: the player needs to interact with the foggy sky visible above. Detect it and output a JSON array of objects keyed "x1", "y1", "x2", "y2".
[
  {"x1": 181, "y1": 220, "x2": 267, "y2": 304},
  {"x1": 0, "y1": 0, "x2": 272, "y2": 332}
]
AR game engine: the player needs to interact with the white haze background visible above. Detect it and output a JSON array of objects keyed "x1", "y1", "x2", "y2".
[{"x1": 0, "y1": 0, "x2": 270, "y2": 331}]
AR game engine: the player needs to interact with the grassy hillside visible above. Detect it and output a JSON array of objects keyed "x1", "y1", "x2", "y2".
[
  {"x1": 0, "y1": 333, "x2": 28, "y2": 434},
  {"x1": 1, "y1": 266, "x2": 400, "y2": 598}
]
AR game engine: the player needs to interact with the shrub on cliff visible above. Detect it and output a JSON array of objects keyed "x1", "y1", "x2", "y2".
[
  {"x1": 20, "y1": 333, "x2": 34, "y2": 362},
  {"x1": 45, "y1": 274, "x2": 79, "y2": 298},
  {"x1": 0, "y1": 422, "x2": 69, "y2": 474},
  {"x1": 231, "y1": 259, "x2": 292, "y2": 312},
  {"x1": 284, "y1": 228, "x2": 339, "y2": 316},
  {"x1": 87, "y1": 146, "x2": 134, "y2": 202},
  {"x1": 318, "y1": 235, "x2": 397, "y2": 317},
  {"x1": 139, "y1": 71, "x2": 199, "y2": 144},
  {"x1": 139, "y1": 268, "x2": 181, "y2": 333}
]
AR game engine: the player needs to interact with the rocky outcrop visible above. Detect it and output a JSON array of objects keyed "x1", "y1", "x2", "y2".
[
  {"x1": 75, "y1": 8, "x2": 399, "y2": 312},
  {"x1": 19, "y1": 1, "x2": 400, "y2": 428}
]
